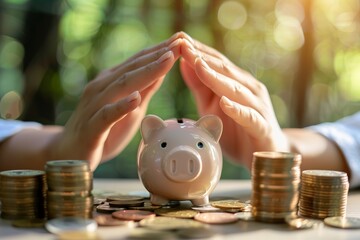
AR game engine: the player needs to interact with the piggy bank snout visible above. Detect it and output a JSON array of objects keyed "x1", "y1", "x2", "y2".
[{"x1": 162, "y1": 146, "x2": 202, "y2": 183}]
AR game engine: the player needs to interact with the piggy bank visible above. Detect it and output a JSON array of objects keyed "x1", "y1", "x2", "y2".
[{"x1": 137, "y1": 114, "x2": 223, "y2": 206}]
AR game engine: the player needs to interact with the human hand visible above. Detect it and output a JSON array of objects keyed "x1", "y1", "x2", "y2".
[
  {"x1": 50, "y1": 33, "x2": 184, "y2": 170},
  {"x1": 180, "y1": 35, "x2": 290, "y2": 168}
]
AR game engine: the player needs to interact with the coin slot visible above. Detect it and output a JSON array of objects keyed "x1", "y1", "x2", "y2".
[
  {"x1": 171, "y1": 159, "x2": 176, "y2": 174},
  {"x1": 189, "y1": 159, "x2": 194, "y2": 173}
]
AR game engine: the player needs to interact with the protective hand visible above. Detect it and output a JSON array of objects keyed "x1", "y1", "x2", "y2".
[
  {"x1": 52, "y1": 33, "x2": 183, "y2": 170},
  {"x1": 180, "y1": 35, "x2": 290, "y2": 168}
]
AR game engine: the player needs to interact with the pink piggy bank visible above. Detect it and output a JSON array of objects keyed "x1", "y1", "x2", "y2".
[{"x1": 137, "y1": 114, "x2": 223, "y2": 206}]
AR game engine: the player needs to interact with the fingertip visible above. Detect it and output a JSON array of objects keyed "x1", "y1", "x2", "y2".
[
  {"x1": 126, "y1": 91, "x2": 141, "y2": 103},
  {"x1": 219, "y1": 96, "x2": 234, "y2": 112},
  {"x1": 157, "y1": 51, "x2": 174, "y2": 64}
]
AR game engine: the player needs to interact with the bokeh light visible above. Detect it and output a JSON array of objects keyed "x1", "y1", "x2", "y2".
[
  {"x1": 0, "y1": 91, "x2": 23, "y2": 119},
  {"x1": 217, "y1": 1, "x2": 247, "y2": 30}
]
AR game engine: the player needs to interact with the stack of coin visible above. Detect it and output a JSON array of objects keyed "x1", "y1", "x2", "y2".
[
  {"x1": 0, "y1": 170, "x2": 46, "y2": 220},
  {"x1": 45, "y1": 160, "x2": 93, "y2": 219},
  {"x1": 251, "y1": 152, "x2": 301, "y2": 223},
  {"x1": 298, "y1": 170, "x2": 349, "y2": 219}
]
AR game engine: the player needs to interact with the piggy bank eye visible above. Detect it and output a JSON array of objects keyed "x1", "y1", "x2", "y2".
[
  {"x1": 197, "y1": 142, "x2": 204, "y2": 149},
  {"x1": 160, "y1": 142, "x2": 167, "y2": 148}
]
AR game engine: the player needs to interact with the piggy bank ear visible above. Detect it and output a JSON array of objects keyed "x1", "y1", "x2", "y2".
[
  {"x1": 195, "y1": 115, "x2": 223, "y2": 142},
  {"x1": 141, "y1": 115, "x2": 166, "y2": 144}
]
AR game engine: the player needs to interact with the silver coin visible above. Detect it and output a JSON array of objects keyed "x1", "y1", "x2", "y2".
[
  {"x1": 286, "y1": 217, "x2": 323, "y2": 229},
  {"x1": 45, "y1": 217, "x2": 97, "y2": 234},
  {"x1": 324, "y1": 217, "x2": 360, "y2": 229}
]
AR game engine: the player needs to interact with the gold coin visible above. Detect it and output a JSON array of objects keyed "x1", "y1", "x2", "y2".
[
  {"x1": 139, "y1": 216, "x2": 204, "y2": 230},
  {"x1": 106, "y1": 195, "x2": 144, "y2": 202},
  {"x1": 154, "y1": 208, "x2": 199, "y2": 219},
  {"x1": 0, "y1": 170, "x2": 45, "y2": 178},
  {"x1": 211, "y1": 200, "x2": 250, "y2": 210},
  {"x1": 45, "y1": 160, "x2": 90, "y2": 172},
  {"x1": 324, "y1": 217, "x2": 360, "y2": 229}
]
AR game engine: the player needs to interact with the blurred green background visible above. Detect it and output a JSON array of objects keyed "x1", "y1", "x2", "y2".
[{"x1": 0, "y1": 0, "x2": 359, "y2": 179}]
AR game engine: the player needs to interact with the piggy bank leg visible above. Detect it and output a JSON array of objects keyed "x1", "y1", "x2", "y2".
[
  {"x1": 191, "y1": 196, "x2": 209, "y2": 206},
  {"x1": 150, "y1": 194, "x2": 169, "y2": 206}
]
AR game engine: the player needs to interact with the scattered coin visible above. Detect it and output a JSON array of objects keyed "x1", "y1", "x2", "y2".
[
  {"x1": 108, "y1": 200, "x2": 144, "y2": 208},
  {"x1": 129, "y1": 202, "x2": 161, "y2": 211},
  {"x1": 324, "y1": 216, "x2": 360, "y2": 229},
  {"x1": 112, "y1": 210, "x2": 155, "y2": 221},
  {"x1": 139, "y1": 216, "x2": 204, "y2": 230},
  {"x1": 194, "y1": 212, "x2": 238, "y2": 224},
  {"x1": 96, "y1": 203, "x2": 125, "y2": 214},
  {"x1": 211, "y1": 200, "x2": 250, "y2": 211},
  {"x1": 93, "y1": 198, "x2": 106, "y2": 206},
  {"x1": 154, "y1": 208, "x2": 199, "y2": 219},
  {"x1": 106, "y1": 195, "x2": 145, "y2": 202},
  {"x1": 94, "y1": 214, "x2": 134, "y2": 227},
  {"x1": 286, "y1": 217, "x2": 323, "y2": 229},
  {"x1": 45, "y1": 217, "x2": 98, "y2": 234}
]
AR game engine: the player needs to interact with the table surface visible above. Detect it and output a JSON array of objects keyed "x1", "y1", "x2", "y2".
[{"x1": 1, "y1": 179, "x2": 360, "y2": 240}]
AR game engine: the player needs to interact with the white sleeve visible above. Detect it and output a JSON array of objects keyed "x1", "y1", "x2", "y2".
[
  {"x1": 308, "y1": 112, "x2": 360, "y2": 188},
  {"x1": 0, "y1": 119, "x2": 42, "y2": 142}
]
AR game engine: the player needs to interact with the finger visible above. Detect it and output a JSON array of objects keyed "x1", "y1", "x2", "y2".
[
  {"x1": 194, "y1": 57, "x2": 261, "y2": 111},
  {"x1": 101, "y1": 51, "x2": 176, "y2": 104},
  {"x1": 90, "y1": 91, "x2": 141, "y2": 132},
  {"x1": 199, "y1": 53, "x2": 261, "y2": 94},
  {"x1": 98, "y1": 39, "x2": 181, "y2": 90},
  {"x1": 180, "y1": 38, "x2": 200, "y2": 66},
  {"x1": 179, "y1": 59, "x2": 213, "y2": 110},
  {"x1": 120, "y1": 32, "x2": 184, "y2": 63},
  {"x1": 111, "y1": 38, "x2": 182, "y2": 74},
  {"x1": 219, "y1": 96, "x2": 268, "y2": 139},
  {"x1": 182, "y1": 39, "x2": 262, "y2": 95}
]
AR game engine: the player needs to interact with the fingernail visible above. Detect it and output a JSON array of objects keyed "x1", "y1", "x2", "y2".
[
  {"x1": 220, "y1": 96, "x2": 234, "y2": 111},
  {"x1": 157, "y1": 51, "x2": 172, "y2": 63},
  {"x1": 168, "y1": 39, "x2": 180, "y2": 49},
  {"x1": 126, "y1": 91, "x2": 140, "y2": 102}
]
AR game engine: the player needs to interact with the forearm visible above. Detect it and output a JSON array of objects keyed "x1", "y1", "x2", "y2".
[
  {"x1": 284, "y1": 128, "x2": 350, "y2": 177},
  {"x1": 0, "y1": 126, "x2": 63, "y2": 171}
]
